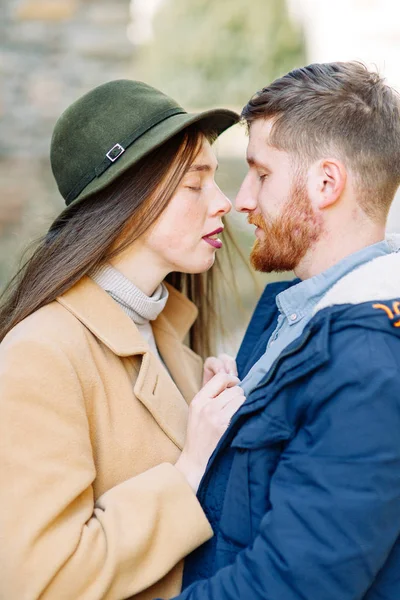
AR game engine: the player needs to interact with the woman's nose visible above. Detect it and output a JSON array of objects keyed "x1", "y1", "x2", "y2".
[{"x1": 213, "y1": 185, "x2": 232, "y2": 216}]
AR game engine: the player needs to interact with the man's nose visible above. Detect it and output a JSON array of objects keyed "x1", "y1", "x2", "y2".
[{"x1": 235, "y1": 174, "x2": 257, "y2": 213}]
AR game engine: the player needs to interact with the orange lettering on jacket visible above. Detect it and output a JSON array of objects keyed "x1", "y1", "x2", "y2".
[{"x1": 373, "y1": 302, "x2": 400, "y2": 327}]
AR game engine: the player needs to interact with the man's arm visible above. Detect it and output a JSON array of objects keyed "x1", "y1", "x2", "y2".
[{"x1": 169, "y1": 329, "x2": 400, "y2": 600}]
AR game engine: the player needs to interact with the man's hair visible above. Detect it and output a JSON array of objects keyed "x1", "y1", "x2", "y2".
[{"x1": 242, "y1": 61, "x2": 400, "y2": 221}]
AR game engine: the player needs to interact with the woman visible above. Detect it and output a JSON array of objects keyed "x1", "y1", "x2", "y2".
[{"x1": 0, "y1": 80, "x2": 244, "y2": 600}]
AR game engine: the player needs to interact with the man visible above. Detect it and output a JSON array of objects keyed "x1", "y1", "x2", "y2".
[{"x1": 168, "y1": 62, "x2": 400, "y2": 599}]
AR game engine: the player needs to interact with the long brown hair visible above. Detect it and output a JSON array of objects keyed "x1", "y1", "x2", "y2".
[{"x1": 0, "y1": 125, "x2": 236, "y2": 357}]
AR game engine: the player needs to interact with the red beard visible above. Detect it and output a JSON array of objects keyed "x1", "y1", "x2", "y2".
[{"x1": 248, "y1": 177, "x2": 323, "y2": 273}]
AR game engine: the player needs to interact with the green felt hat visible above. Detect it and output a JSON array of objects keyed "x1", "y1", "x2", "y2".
[{"x1": 50, "y1": 79, "x2": 239, "y2": 210}]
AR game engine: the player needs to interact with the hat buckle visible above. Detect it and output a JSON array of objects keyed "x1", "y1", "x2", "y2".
[{"x1": 106, "y1": 143, "x2": 125, "y2": 163}]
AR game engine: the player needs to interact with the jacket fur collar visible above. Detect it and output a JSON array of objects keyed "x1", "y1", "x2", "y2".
[{"x1": 314, "y1": 234, "x2": 400, "y2": 314}]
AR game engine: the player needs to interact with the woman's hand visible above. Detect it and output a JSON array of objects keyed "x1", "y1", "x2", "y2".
[
  {"x1": 175, "y1": 373, "x2": 245, "y2": 493},
  {"x1": 203, "y1": 353, "x2": 238, "y2": 385}
]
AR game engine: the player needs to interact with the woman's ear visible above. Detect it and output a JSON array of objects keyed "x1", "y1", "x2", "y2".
[{"x1": 308, "y1": 158, "x2": 347, "y2": 210}]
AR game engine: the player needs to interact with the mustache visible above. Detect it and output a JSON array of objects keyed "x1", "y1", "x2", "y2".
[{"x1": 247, "y1": 214, "x2": 266, "y2": 229}]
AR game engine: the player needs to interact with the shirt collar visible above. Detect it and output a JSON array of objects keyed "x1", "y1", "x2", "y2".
[{"x1": 276, "y1": 240, "x2": 392, "y2": 324}]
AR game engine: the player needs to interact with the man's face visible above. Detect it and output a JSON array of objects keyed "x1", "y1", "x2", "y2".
[{"x1": 235, "y1": 119, "x2": 323, "y2": 273}]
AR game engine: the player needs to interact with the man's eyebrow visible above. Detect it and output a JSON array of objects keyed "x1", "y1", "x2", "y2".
[
  {"x1": 246, "y1": 155, "x2": 269, "y2": 170},
  {"x1": 188, "y1": 163, "x2": 218, "y2": 173}
]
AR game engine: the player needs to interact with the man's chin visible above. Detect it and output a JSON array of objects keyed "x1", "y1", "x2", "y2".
[
  {"x1": 250, "y1": 245, "x2": 274, "y2": 273},
  {"x1": 250, "y1": 244, "x2": 299, "y2": 273}
]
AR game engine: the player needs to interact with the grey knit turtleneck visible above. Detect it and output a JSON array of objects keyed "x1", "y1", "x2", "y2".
[{"x1": 90, "y1": 263, "x2": 169, "y2": 362}]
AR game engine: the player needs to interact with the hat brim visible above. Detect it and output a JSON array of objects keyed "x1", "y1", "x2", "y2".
[{"x1": 49, "y1": 108, "x2": 239, "y2": 231}]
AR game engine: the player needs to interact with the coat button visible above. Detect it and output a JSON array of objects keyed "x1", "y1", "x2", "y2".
[{"x1": 290, "y1": 313, "x2": 297, "y2": 321}]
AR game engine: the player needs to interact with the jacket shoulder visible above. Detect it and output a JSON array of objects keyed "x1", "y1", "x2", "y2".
[{"x1": 1, "y1": 301, "x2": 89, "y2": 356}]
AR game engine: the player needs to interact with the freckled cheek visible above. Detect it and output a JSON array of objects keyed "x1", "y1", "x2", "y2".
[
  {"x1": 174, "y1": 205, "x2": 205, "y2": 248},
  {"x1": 155, "y1": 206, "x2": 205, "y2": 253}
]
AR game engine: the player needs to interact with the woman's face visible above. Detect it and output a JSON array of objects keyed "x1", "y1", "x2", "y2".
[{"x1": 143, "y1": 137, "x2": 232, "y2": 274}]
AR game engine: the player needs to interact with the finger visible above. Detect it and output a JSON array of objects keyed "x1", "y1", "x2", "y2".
[
  {"x1": 218, "y1": 353, "x2": 238, "y2": 377},
  {"x1": 202, "y1": 368, "x2": 214, "y2": 385},
  {"x1": 213, "y1": 386, "x2": 245, "y2": 410},
  {"x1": 203, "y1": 358, "x2": 227, "y2": 386},
  {"x1": 204, "y1": 357, "x2": 225, "y2": 376},
  {"x1": 221, "y1": 393, "x2": 246, "y2": 420},
  {"x1": 203, "y1": 367, "x2": 225, "y2": 386},
  {"x1": 200, "y1": 372, "x2": 240, "y2": 398}
]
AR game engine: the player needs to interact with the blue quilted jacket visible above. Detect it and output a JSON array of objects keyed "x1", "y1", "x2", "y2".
[{"x1": 167, "y1": 249, "x2": 400, "y2": 600}]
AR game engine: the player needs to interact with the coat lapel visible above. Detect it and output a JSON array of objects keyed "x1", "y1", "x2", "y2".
[
  {"x1": 155, "y1": 282, "x2": 202, "y2": 403},
  {"x1": 152, "y1": 314, "x2": 202, "y2": 404},
  {"x1": 56, "y1": 276, "x2": 147, "y2": 356},
  {"x1": 57, "y1": 276, "x2": 201, "y2": 450},
  {"x1": 132, "y1": 350, "x2": 189, "y2": 449}
]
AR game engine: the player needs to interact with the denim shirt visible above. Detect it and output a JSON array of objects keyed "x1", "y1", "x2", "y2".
[{"x1": 240, "y1": 240, "x2": 391, "y2": 396}]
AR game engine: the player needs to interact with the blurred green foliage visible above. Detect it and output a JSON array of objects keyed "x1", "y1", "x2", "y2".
[{"x1": 137, "y1": 0, "x2": 305, "y2": 107}]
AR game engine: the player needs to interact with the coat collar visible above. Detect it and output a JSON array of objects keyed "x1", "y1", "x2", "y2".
[
  {"x1": 161, "y1": 282, "x2": 199, "y2": 341},
  {"x1": 56, "y1": 277, "x2": 200, "y2": 450},
  {"x1": 56, "y1": 277, "x2": 198, "y2": 356}
]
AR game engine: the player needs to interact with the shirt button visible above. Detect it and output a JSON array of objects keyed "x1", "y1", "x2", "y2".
[{"x1": 290, "y1": 313, "x2": 297, "y2": 321}]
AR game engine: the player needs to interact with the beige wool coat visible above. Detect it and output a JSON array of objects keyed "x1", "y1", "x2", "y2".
[{"x1": 0, "y1": 276, "x2": 213, "y2": 600}]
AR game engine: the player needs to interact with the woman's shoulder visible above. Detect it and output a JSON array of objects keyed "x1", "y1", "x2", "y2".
[{"x1": 1, "y1": 300, "x2": 87, "y2": 355}]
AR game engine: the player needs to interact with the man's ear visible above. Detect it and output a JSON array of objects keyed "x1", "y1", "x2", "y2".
[{"x1": 308, "y1": 159, "x2": 347, "y2": 210}]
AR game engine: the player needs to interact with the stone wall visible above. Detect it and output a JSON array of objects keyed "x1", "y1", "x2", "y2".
[{"x1": 0, "y1": 0, "x2": 134, "y2": 285}]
